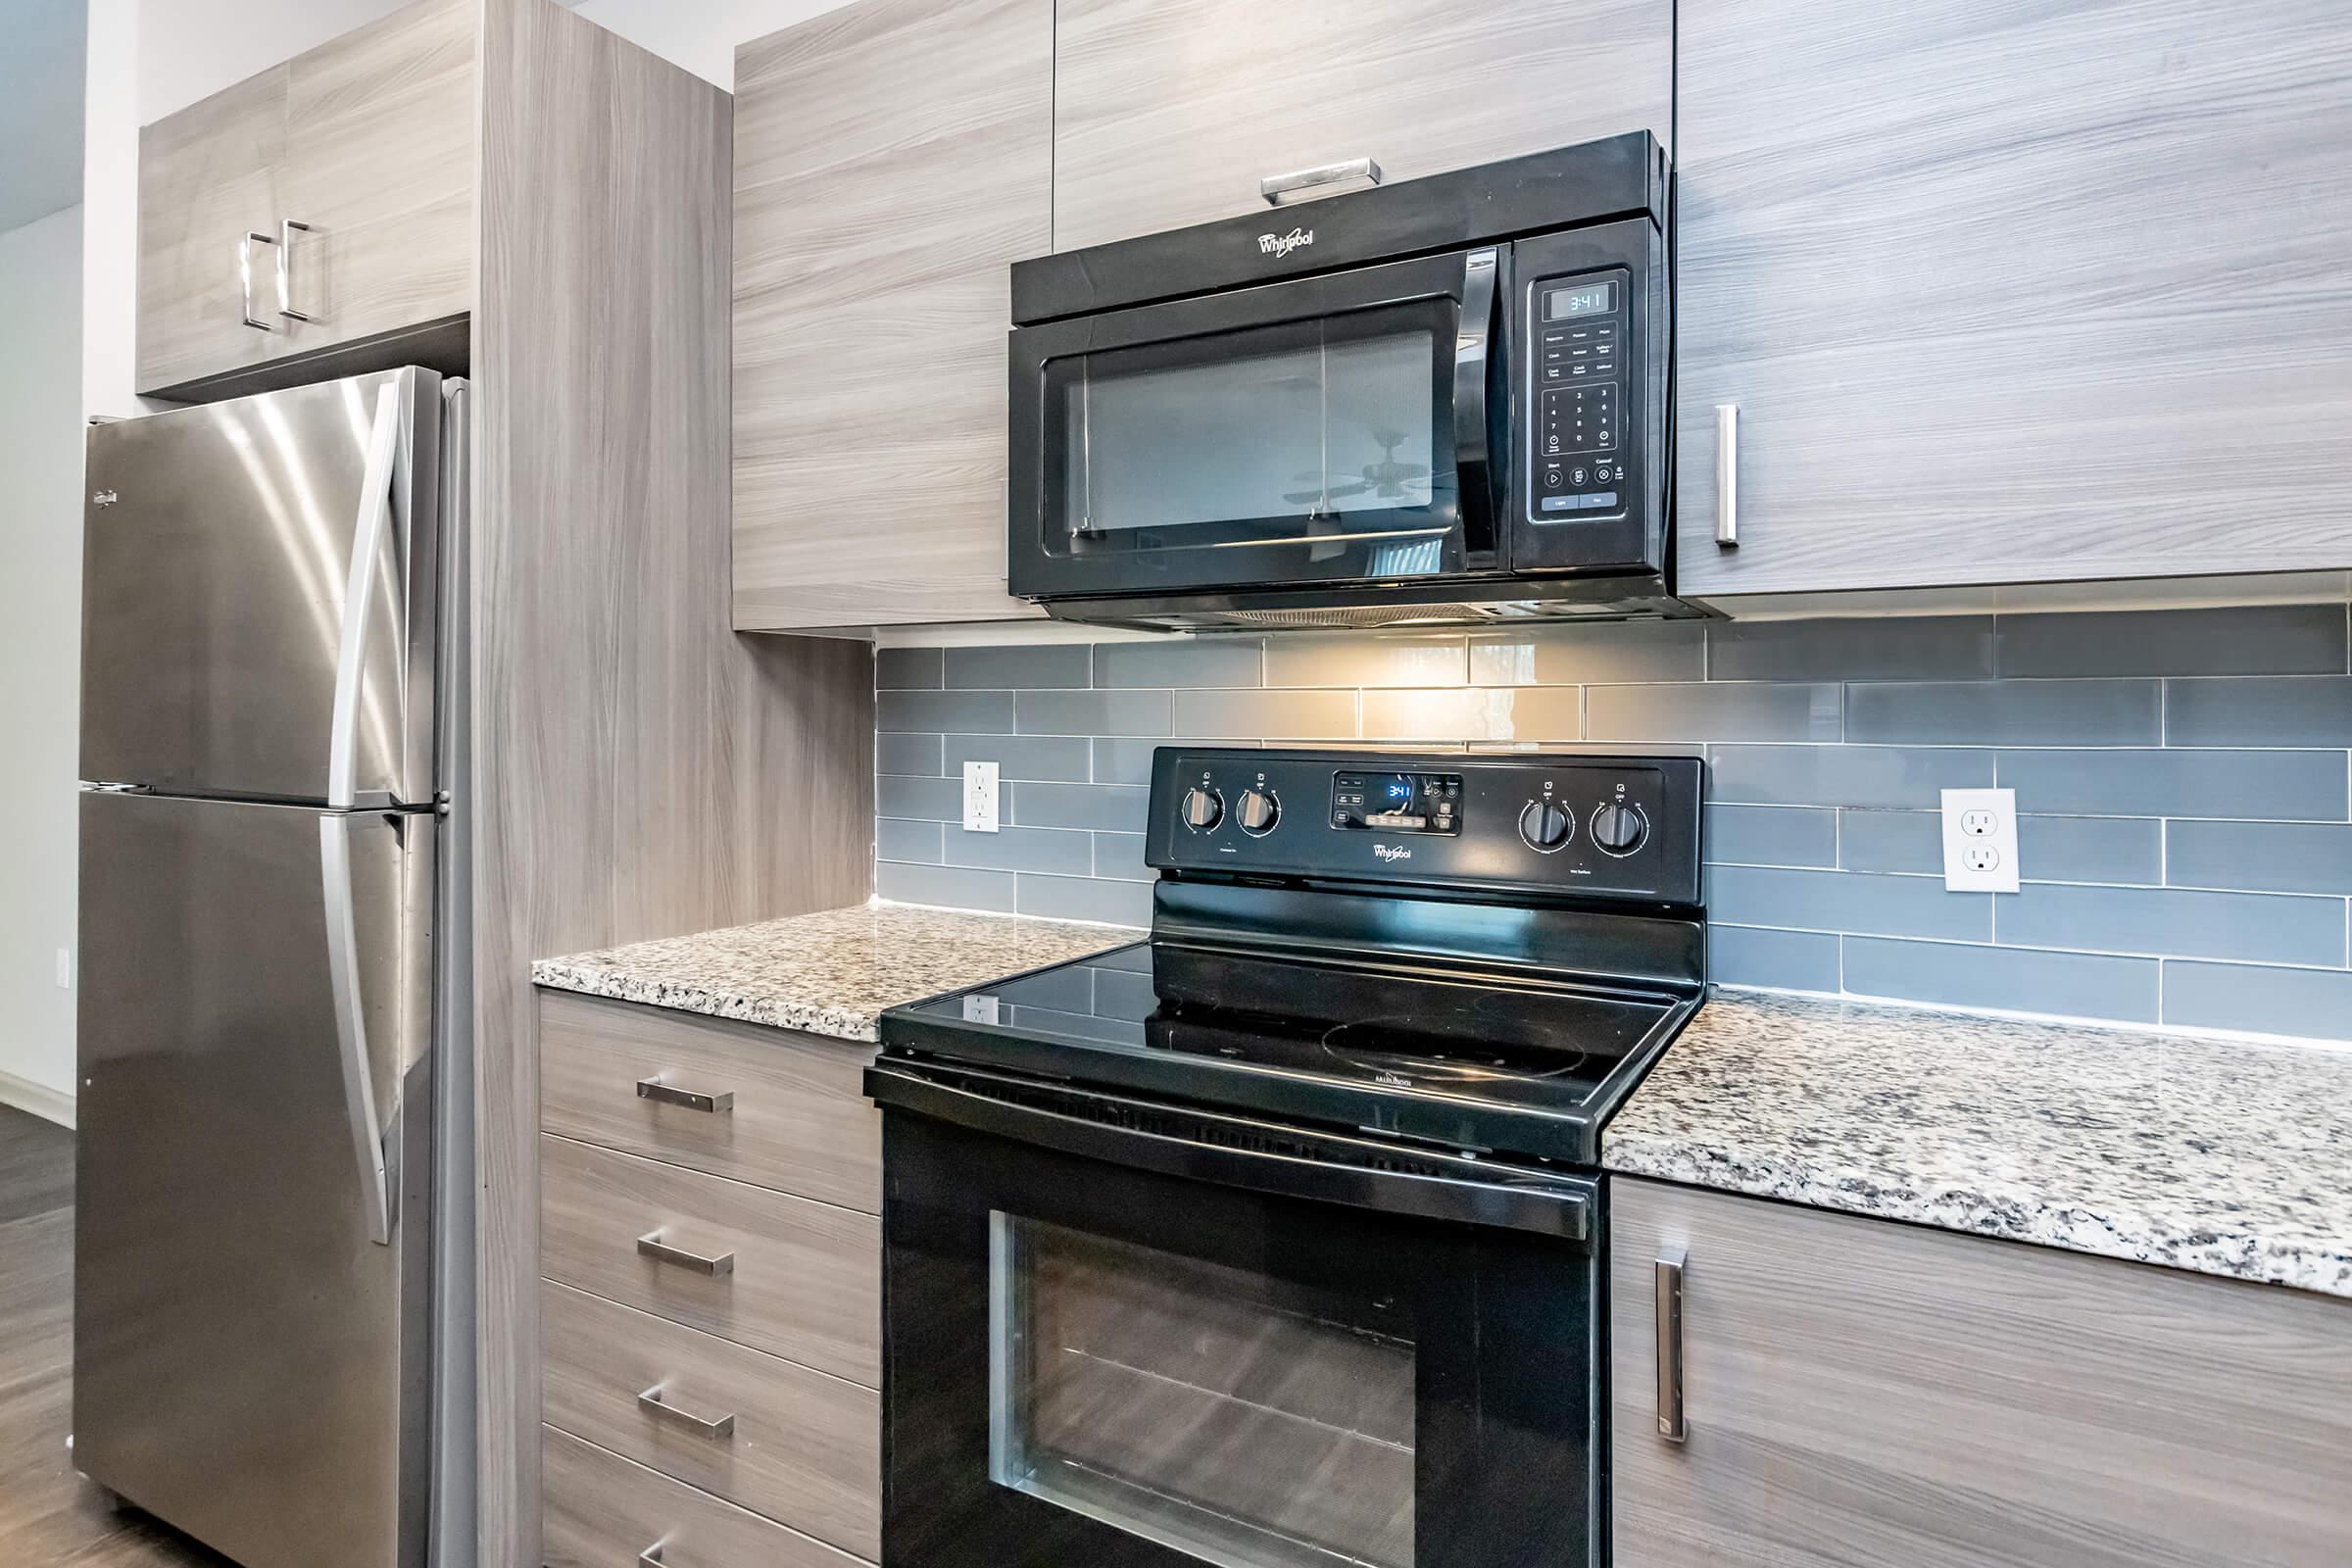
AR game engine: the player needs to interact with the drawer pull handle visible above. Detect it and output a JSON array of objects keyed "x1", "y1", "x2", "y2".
[
  {"x1": 1656, "y1": 1246, "x2": 1688, "y2": 1443},
  {"x1": 638, "y1": 1076, "x2": 733, "y2": 1114},
  {"x1": 636, "y1": 1230, "x2": 735, "y2": 1276},
  {"x1": 639, "y1": 1383, "x2": 738, "y2": 1440},
  {"x1": 239, "y1": 232, "x2": 278, "y2": 330},
  {"x1": 1260, "y1": 156, "x2": 1383, "y2": 204}
]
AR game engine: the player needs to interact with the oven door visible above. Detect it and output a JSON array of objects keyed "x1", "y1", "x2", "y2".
[
  {"x1": 869, "y1": 1062, "x2": 1602, "y2": 1568},
  {"x1": 1008, "y1": 248, "x2": 1508, "y2": 604}
]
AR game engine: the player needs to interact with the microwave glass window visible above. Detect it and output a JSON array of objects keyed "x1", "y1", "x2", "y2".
[
  {"x1": 989, "y1": 1212, "x2": 1416, "y2": 1568},
  {"x1": 1063, "y1": 322, "x2": 1442, "y2": 533},
  {"x1": 1544, "y1": 281, "x2": 1616, "y2": 321}
]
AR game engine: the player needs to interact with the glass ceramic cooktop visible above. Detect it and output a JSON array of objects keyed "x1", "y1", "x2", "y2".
[{"x1": 887, "y1": 939, "x2": 1690, "y2": 1127}]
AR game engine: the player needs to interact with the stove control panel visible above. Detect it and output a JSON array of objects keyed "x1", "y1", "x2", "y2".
[
  {"x1": 1330, "y1": 770, "x2": 1462, "y2": 835},
  {"x1": 1150, "y1": 748, "x2": 1702, "y2": 904}
]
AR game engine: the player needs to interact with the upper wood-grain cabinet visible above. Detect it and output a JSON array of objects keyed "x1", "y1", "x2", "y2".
[
  {"x1": 1610, "y1": 1179, "x2": 2352, "y2": 1567},
  {"x1": 1675, "y1": 0, "x2": 2352, "y2": 597},
  {"x1": 731, "y1": 0, "x2": 1054, "y2": 631},
  {"x1": 137, "y1": 0, "x2": 476, "y2": 396},
  {"x1": 1051, "y1": 0, "x2": 1673, "y2": 252}
]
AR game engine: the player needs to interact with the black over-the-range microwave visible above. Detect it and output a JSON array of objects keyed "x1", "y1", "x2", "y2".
[{"x1": 1006, "y1": 132, "x2": 1689, "y2": 629}]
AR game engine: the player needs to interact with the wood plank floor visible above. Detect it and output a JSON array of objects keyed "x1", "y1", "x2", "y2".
[{"x1": 0, "y1": 1106, "x2": 235, "y2": 1567}]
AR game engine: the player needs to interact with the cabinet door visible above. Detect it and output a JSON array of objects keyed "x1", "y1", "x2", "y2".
[
  {"x1": 281, "y1": 0, "x2": 477, "y2": 355},
  {"x1": 732, "y1": 0, "x2": 1053, "y2": 629},
  {"x1": 1675, "y1": 0, "x2": 2352, "y2": 596},
  {"x1": 1609, "y1": 1179, "x2": 2352, "y2": 1567},
  {"x1": 136, "y1": 66, "x2": 290, "y2": 394},
  {"x1": 1053, "y1": 0, "x2": 1671, "y2": 252}
]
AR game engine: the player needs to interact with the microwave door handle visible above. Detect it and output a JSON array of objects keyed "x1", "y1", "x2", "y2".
[{"x1": 1452, "y1": 248, "x2": 1501, "y2": 561}]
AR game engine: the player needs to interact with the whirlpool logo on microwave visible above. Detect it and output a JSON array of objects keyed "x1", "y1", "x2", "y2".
[
  {"x1": 1373, "y1": 842, "x2": 1412, "y2": 862},
  {"x1": 1256, "y1": 226, "x2": 1315, "y2": 259}
]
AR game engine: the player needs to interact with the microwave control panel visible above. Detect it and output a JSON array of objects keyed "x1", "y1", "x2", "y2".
[{"x1": 1530, "y1": 267, "x2": 1632, "y2": 519}]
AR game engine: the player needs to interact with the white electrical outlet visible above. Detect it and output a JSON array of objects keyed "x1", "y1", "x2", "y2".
[
  {"x1": 1941, "y1": 787, "x2": 2020, "y2": 893},
  {"x1": 55, "y1": 949, "x2": 73, "y2": 990},
  {"x1": 962, "y1": 760, "x2": 1001, "y2": 833}
]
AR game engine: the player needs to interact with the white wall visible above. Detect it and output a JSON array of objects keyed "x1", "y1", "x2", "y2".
[
  {"x1": 0, "y1": 206, "x2": 86, "y2": 1122},
  {"x1": 572, "y1": 0, "x2": 851, "y2": 88}
]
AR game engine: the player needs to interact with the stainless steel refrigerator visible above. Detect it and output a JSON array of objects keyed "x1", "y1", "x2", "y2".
[{"x1": 74, "y1": 366, "x2": 474, "y2": 1568}]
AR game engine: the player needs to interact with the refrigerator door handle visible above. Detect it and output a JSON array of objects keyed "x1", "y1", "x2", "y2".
[
  {"x1": 328, "y1": 382, "x2": 404, "y2": 810},
  {"x1": 321, "y1": 813, "x2": 394, "y2": 1245}
]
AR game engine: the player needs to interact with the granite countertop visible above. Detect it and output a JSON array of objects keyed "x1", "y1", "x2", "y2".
[
  {"x1": 532, "y1": 902, "x2": 1139, "y2": 1043},
  {"x1": 1604, "y1": 989, "x2": 2352, "y2": 1298}
]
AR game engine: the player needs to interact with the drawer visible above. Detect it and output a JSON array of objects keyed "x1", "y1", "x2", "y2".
[
  {"x1": 539, "y1": 990, "x2": 881, "y2": 1213},
  {"x1": 544, "y1": 1280, "x2": 879, "y2": 1559},
  {"x1": 544, "y1": 1424, "x2": 864, "y2": 1568},
  {"x1": 541, "y1": 1134, "x2": 880, "y2": 1387}
]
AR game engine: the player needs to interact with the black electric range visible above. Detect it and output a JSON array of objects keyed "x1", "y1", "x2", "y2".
[{"x1": 867, "y1": 748, "x2": 1706, "y2": 1568}]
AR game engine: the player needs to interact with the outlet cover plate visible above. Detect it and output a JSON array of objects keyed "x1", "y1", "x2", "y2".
[
  {"x1": 1941, "y1": 787, "x2": 2019, "y2": 893},
  {"x1": 963, "y1": 760, "x2": 1001, "y2": 834}
]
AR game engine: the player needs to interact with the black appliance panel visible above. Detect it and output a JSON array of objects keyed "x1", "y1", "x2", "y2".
[
  {"x1": 870, "y1": 1080, "x2": 1601, "y2": 1568},
  {"x1": 1150, "y1": 748, "x2": 1702, "y2": 905},
  {"x1": 1512, "y1": 216, "x2": 1669, "y2": 575}
]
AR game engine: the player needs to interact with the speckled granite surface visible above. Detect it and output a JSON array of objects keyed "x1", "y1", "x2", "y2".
[
  {"x1": 1605, "y1": 989, "x2": 2352, "y2": 1298},
  {"x1": 532, "y1": 902, "x2": 1138, "y2": 1043}
]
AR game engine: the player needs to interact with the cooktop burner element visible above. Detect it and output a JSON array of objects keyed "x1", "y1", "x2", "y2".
[{"x1": 882, "y1": 748, "x2": 1707, "y2": 1165}]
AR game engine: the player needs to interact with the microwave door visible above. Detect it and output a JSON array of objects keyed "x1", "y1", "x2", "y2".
[{"x1": 1008, "y1": 249, "x2": 1499, "y2": 604}]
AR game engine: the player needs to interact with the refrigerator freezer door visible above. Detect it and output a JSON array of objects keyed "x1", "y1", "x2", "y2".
[
  {"x1": 74, "y1": 790, "x2": 433, "y2": 1568},
  {"x1": 80, "y1": 367, "x2": 442, "y2": 805}
]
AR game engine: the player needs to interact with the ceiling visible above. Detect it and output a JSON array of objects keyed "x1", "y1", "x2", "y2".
[{"x1": 0, "y1": 0, "x2": 86, "y2": 233}]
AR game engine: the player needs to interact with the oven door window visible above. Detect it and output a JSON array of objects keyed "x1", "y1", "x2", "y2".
[
  {"x1": 1045, "y1": 302, "x2": 1459, "y2": 575},
  {"x1": 990, "y1": 1214, "x2": 1415, "y2": 1568}
]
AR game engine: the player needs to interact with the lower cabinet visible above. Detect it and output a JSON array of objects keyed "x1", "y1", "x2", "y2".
[
  {"x1": 537, "y1": 990, "x2": 882, "y2": 1566},
  {"x1": 1609, "y1": 1178, "x2": 2352, "y2": 1568}
]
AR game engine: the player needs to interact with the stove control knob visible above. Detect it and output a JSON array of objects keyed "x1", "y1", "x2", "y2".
[
  {"x1": 1236, "y1": 788, "x2": 1280, "y2": 835},
  {"x1": 1518, "y1": 799, "x2": 1573, "y2": 852},
  {"x1": 1592, "y1": 801, "x2": 1649, "y2": 856},
  {"x1": 1181, "y1": 786, "x2": 1224, "y2": 832}
]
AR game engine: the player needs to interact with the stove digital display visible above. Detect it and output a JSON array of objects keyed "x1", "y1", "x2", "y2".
[{"x1": 1330, "y1": 770, "x2": 1462, "y2": 834}]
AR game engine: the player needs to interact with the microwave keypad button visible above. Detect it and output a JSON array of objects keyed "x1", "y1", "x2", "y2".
[{"x1": 1541, "y1": 496, "x2": 1578, "y2": 513}]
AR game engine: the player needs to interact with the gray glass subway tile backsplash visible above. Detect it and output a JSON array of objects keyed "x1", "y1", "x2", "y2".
[{"x1": 874, "y1": 606, "x2": 2352, "y2": 1042}]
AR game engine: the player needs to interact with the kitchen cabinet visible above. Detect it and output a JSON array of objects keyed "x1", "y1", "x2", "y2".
[
  {"x1": 1609, "y1": 1178, "x2": 2352, "y2": 1567},
  {"x1": 1051, "y1": 0, "x2": 1673, "y2": 252},
  {"x1": 536, "y1": 990, "x2": 884, "y2": 1563},
  {"x1": 1675, "y1": 0, "x2": 2352, "y2": 597},
  {"x1": 135, "y1": 0, "x2": 476, "y2": 397},
  {"x1": 731, "y1": 0, "x2": 1053, "y2": 630}
]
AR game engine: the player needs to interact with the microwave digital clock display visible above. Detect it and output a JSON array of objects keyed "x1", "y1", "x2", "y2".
[{"x1": 1544, "y1": 281, "x2": 1617, "y2": 320}]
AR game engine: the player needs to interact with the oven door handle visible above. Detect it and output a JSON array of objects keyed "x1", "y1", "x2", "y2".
[
  {"x1": 1452, "y1": 246, "x2": 1503, "y2": 563},
  {"x1": 867, "y1": 1062, "x2": 1594, "y2": 1244}
]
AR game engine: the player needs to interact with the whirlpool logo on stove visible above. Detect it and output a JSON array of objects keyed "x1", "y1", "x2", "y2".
[
  {"x1": 1256, "y1": 225, "x2": 1315, "y2": 259},
  {"x1": 1373, "y1": 842, "x2": 1412, "y2": 862}
]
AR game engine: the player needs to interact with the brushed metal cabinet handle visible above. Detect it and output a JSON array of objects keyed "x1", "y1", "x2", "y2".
[
  {"x1": 1656, "y1": 1246, "x2": 1688, "y2": 1443},
  {"x1": 239, "y1": 231, "x2": 277, "y2": 330},
  {"x1": 276, "y1": 219, "x2": 317, "y2": 321},
  {"x1": 1715, "y1": 405, "x2": 1740, "y2": 547},
  {"x1": 638, "y1": 1076, "x2": 734, "y2": 1114},
  {"x1": 638, "y1": 1384, "x2": 737, "y2": 1440},
  {"x1": 637, "y1": 1230, "x2": 735, "y2": 1276},
  {"x1": 1260, "y1": 156, "x2": 1383, "y2": 204}
]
